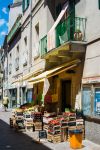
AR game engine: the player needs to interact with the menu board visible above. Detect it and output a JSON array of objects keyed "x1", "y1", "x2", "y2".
[{"x1": 39, "y1": 130, "x2": 47, "y2": 139}]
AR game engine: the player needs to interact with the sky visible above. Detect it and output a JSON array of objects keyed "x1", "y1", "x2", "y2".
[{"x1": 0, "y1": 0, "x2": 13, "y2": 48}]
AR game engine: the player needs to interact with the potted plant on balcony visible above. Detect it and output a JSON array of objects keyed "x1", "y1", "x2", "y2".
[{"x1": 74, "y1": 29, "x2": 83, "y2": 41}]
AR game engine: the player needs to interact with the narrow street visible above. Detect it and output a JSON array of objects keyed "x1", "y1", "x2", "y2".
[
  {"x1": 0, "y1": 109, "x2": 100, "y2": 150},
  {"x1": 0, "y1": 109, "x2": 51, "y2": 150}
]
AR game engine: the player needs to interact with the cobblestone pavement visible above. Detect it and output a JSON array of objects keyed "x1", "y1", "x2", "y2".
[{"x1": 0, "y1": 108, "x2": 100, "y2": 150}]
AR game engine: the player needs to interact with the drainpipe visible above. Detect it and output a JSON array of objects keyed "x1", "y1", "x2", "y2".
[
  {"x1": 29, "y1": 0, "x2": 32, "y2": 67},
  {"x1": 7, "y1": 45, "x2": 10, "y2": 107}
]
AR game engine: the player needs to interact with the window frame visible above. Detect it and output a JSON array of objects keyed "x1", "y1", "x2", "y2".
[
  {"x1": 94, "y1": 87, "x2": 100, "y2": 116},
  {"x1": 82, "y1": 84, "x2": 100, "y2": 118},
  {"x1": 82, "y1": 86, "x2": 92, "y2": 116}
]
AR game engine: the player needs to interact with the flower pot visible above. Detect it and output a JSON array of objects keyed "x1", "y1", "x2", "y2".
[{"x1": 74, "y1": 31, "x2": 82, "y2": 41}]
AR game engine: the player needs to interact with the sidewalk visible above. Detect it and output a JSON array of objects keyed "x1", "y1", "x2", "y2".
[
  {"x1": 0, "y1": 109, "x2": 100, "y2": 150},
  {"x1": 25, "y1": 130, "x2": 100, "y2": 150}
]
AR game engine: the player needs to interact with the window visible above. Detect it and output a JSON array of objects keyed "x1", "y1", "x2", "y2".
[
  {"x1": 24, "y1": 36, "x2": 27, "y2": 46},
  {"x1": 15, "y1": 57, "x2": 19, "y2": 71},
  {"x1": 17, "y1": 45, "x2": 19, "y2": 53},
  {"x1": 23, "y1": 51, "x2": 28, "y2": 66},
  {"x1": 99, "y1": 0, "x2": 100, "y2": 9},
  {"x1": 34, "y1": 23, "x2": 40, "y2": 58},
  {"x1": 94, "y1": 88, "x2": 100, "y2": 116},
  {"x1": 22, "y1": 0, "x2": 30, "y2": 12},
  {"x1": 82, "y1": 87, "x2": 91, "y2": 116},
  {"x1": 35, "y1": 23, "x2": 39, "y2": 41},
  {"x1": 9, "y1": 63, "x2": 12, "y2": 74},
  {"x1": 82, "y1": 86, "x2": 100, "y2": 117}
]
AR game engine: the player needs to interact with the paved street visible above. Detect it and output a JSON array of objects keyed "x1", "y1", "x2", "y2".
[{"x1": 0, "y1": 109, "x2": 100, "y2": 150}]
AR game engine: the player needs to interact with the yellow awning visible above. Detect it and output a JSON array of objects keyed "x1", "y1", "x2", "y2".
[
  {"x1": 28, "y1": 59, "x2": 81, "y2": 83},
  {"x1": 28, "y1": 79, "x2": 45, "y2": 85}
]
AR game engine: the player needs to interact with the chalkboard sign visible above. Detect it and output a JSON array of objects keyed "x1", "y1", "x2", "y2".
[{"x1": 39, "y1": 130, "x2": 47, "y2": 139}]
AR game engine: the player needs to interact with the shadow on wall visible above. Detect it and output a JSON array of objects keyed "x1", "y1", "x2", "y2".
[{"x1": 0, "y1": 119, "x2": 51, "y2": 150}]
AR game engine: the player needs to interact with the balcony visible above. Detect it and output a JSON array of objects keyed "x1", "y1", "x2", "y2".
[
  {"x1": 7, "y1": 15, "x2": 22, "y2": 43},
  {"x1": 40, "y1": 16, "x2": 86, "y2": 63}
]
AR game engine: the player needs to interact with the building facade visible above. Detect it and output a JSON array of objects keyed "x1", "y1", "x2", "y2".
[
  {"x1": 80, "y1": 0, "x2": 100, "y2": 144},
  {"x1": 4, "y1": 0, "x2": 86, "y2": 120},
  {"x1": 3, "y1": 0, "x2": 100, "y2": 144},
  {"x1": 0, "y1": 48, "x2": 4, "y2": 101}
]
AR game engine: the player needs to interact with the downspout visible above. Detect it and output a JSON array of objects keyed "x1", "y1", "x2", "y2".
[
  {"x1": 29, "y1": 0, "x2": 32, "y2": 67},
  {"x1": 7, "y1": 45, "x2": 10, "y2": 107}
]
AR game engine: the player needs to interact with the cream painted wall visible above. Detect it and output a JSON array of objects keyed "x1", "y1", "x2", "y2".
[
  {"x1": 8, "y1": 38, "x2": 22, "y2": 87},
  {"x1": 83, "y1": 41, "x2": 100, "y2": 78},
  {"x1": 76, "y1": 0, "x2": 100, "y2": 42},
  {"x1": 9, "y1": 5, "x2": 22, "y2": 32}
]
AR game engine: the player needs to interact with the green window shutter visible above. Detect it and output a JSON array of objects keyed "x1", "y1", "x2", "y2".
[{"x1": 99, "y1": 0, "x2": 100, "y2": 9}]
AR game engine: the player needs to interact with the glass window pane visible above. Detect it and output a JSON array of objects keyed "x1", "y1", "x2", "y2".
[
  {"x1": 95, "y1": 88, "x2": 100, "y2": 116},
  {"x1": 82, "y1": 87, "x2": 91, "y2": 116}
]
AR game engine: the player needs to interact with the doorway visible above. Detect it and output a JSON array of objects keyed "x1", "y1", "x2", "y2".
[
  {"x1": 61, "y1": 80, "x2": 71, "y2": 112},
  {"x1": 22, "y1": 87, "x2": 26, "y2": 104}
]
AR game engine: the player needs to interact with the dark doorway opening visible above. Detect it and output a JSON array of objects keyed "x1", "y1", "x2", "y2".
[{"x1": 61, "y1": 80, "x2": 71, "y2": 112}]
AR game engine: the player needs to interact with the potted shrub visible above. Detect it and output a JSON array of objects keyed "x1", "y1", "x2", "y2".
[{"x1": 74, "y1": 29, "x2": 83, "y2": 41}]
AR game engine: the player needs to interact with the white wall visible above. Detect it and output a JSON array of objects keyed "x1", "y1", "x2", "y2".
[
  {"x1": 83, "y1": 41, "x2": 100, "y2": 78},
  {"x1": 13, "y1": 0, "x2": 22, "y2": 3},
  {"x1": 9, "y1": 4, "x2": 22, "y2": 31},
  {"x1": 8, "y1": 38, "x2": 22, "y2": 88},
  {"x1": 76, "y1": 0, "x2": 100, "y2": 42},
  {"x1": 20, "y1": 22, "x2": 30, "y2": 74}
]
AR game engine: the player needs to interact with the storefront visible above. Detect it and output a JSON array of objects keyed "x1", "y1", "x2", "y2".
[
  {"x1": 82, "y1": 84, "x2": 100, "y2": 116},
  {"x1": 82, "y1": 41, "x2": 100, "y2": 144},
  {"x1": 28, "y1": 59, "x2": 83, "y2": 112},
  {"x1": 82, "y1": 77, "x2": 100, "y2": 144}
]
